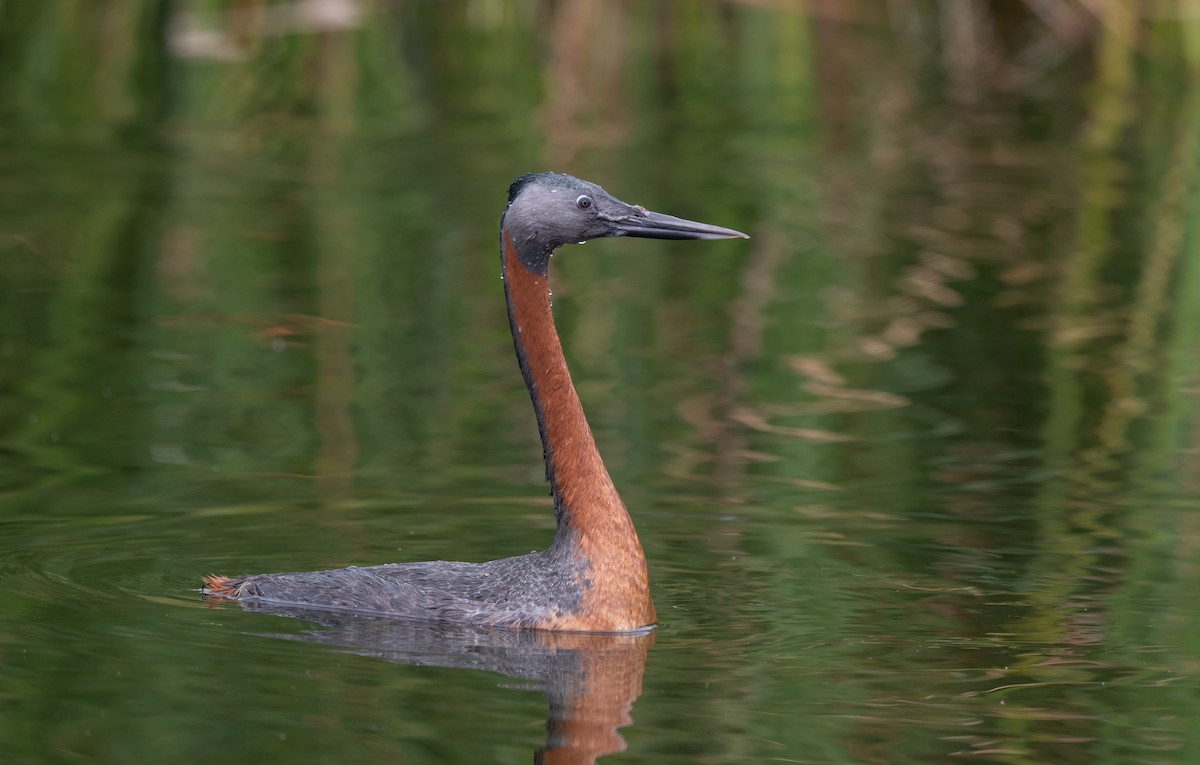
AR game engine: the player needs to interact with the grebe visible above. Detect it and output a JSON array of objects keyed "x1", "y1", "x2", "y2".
[{"x1": 204, "y1": 172, "x2": 747, "y2": 632}]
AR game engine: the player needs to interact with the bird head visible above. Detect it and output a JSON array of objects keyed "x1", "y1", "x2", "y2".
[{"x1": 502, "y1": 173, "x2": 747, "y2": 274}]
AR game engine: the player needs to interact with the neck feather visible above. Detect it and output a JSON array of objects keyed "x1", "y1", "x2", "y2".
[
  {"x1": 499, "y1": 228, "x2": 655, "y2": 630},
  {"x1": 500, "y1": 231, "x2": 630, "y2": 542}
]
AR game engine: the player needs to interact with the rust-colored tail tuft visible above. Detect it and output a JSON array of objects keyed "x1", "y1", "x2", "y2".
[{"x1": 203, "y1": 574, "x2": 247, "y2": 597}]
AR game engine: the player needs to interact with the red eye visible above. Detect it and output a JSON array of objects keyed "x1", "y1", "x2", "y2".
[{"x1": 576, "y1": 195, "x2": 593, "y2": 210}]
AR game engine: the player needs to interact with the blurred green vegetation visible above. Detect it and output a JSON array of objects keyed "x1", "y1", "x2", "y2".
[{"x1": 1, "y1": 1, "x2": 1199, "y2": 763}]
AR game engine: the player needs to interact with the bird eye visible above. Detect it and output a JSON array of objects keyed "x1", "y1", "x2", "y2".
[{"x1": 575, "y1": 195, "x2": 593, "y2": 210}]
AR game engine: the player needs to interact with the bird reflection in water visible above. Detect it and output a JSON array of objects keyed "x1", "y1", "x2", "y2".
[{"x1": 235, "y1": 601, "x2": 653, "y2": 764}]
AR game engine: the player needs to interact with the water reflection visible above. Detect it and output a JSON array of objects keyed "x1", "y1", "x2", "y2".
[{"x1": 232, "y1": 604, "x2": 652, "y2": 765}]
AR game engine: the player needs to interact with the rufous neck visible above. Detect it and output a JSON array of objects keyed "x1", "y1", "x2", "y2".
[
  {"x1": 500, "y1": 230, "x2": 627, "y2": 540},
  {"x1": 500, "y1": 227, "x2": 655, "y2": 631}
]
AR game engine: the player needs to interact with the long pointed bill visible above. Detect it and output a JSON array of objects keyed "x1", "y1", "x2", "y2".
[{"x1": 615, "y1": 209, "x2": 749, "y2": 241}]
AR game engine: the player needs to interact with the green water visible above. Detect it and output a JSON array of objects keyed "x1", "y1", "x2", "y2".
[{"x1": 3, "y1": 2, "x2": 1199, "y2": 763}]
